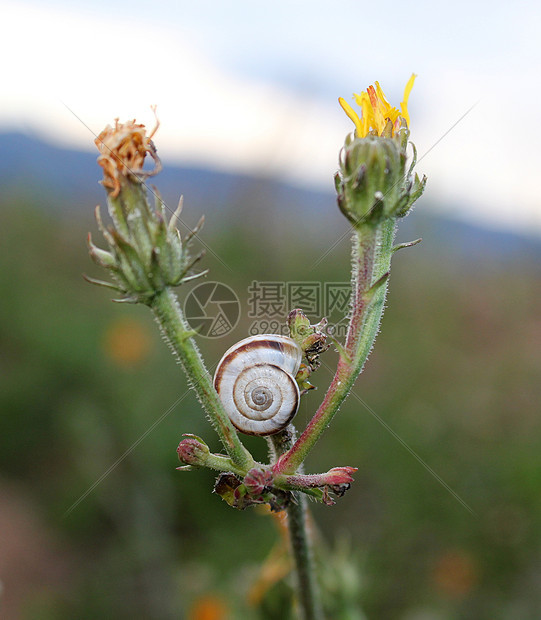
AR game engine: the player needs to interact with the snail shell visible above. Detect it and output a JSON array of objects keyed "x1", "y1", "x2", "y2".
[{"x1": 214, "y1": 335, "x2": 302, "y2": 436}]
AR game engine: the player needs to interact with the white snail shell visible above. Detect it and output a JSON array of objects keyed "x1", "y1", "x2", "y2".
[{"x1": 214, "y1": 335, "x2": 302, "y2": 436}]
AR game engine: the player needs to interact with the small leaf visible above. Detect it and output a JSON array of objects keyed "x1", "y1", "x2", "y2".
[
  {"x1": 178, "y1": 329, "x2": 198, "y2": 342},
  {"x1": 213, "y1": 473, "x2": 243, "y2": 508},
  {"x1": 393, "y1": 238, "x2": 422, "y2": 253},
  {"x1": 363, "y1": 271, "x2": 390, "y2": 303},
  {"x1": 326, "y1": 331, "x2": 351, "y2": 364}
]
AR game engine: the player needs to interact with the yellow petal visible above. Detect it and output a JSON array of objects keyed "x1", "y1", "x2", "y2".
[
  {"x1": 365, "y1": 85, "x2": 383, "y2": 134},
  {"x1": 400, "y1": 73, "x2": 417, "y2": 128},
  {"x1": 374, "y1": 82, "x2": 392, "y2": 114},
  {"x1": 339, "y1": 96, "x2": 365, "y2": 137},
  {"x1": 374, "y1": 81, "x2": 401, "y2": 127},
  {"x1": 354, "y1": 91, "x2": 374, "y2": 137},
  {"x1": 342, "y1": 75, "x2": 416, "y2": 138}
]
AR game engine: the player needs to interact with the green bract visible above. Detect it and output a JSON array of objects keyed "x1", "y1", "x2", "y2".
[{"x1": 335, "y1": 128, "x2": 426, "y2": 226}]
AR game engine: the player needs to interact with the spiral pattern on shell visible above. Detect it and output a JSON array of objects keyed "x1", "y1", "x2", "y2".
[{"x1": 213, "y1": 335, "x2": 302, "y2": 436}]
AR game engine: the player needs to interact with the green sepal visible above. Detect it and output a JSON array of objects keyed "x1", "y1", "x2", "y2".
[
  {"x1": 110, "y1": 228, "x2": 152, "y2": 292},
  {"x1": 183, "y1": 215, "x2": 205, "y2": 247},
  {"x1": 180, "y1": 269, "x2": 209, "y2": 284},
  {"x1": 87, "y1": 233, "x2": 116, "y2": 269},
  {"x1": 168, "y1": 231, "x2": 185, "y2": 283},
  {"x1": 168, "y1": 195, "x2": 184, "y2": 234},
  {"x1": 183, "y1": 433, "x2": 207, "y2": 443},
  {"x1": 111, "y1": 296, "x2": 140, "y2": 304},
  {"x1": 150, "y1": 247, "x2": 167, "y2": 291},
  {"x1": 172, "y1": 251, "x2": 205, "y2": 287},
  {"x1": 396, "y1": 173, "x2": 427, "y2": 217},
  {"x1": 407, "y1": 140, "x2": 418, "y2": 177},
  {"x1": 153, "y1": 213, "x2": 176, "y2": 284},
  {"x1": 82, "y1": 274, "x2": 125, "y2": 293},
  {"x1": 106, "y1": 192, "x2": 130, "y2": 240},
  {"x1": 94, "y1": 206, "x2": 117, "y2": 250}
]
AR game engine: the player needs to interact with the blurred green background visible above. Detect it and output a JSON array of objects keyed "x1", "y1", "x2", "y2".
[{"x1": 1, "y1": 134, "x2": 540, "y2": 620}]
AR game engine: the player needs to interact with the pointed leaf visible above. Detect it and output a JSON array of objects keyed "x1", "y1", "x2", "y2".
[
  {"x1": 363, "y1": 271, "x2": 390, "y2": 303},
  {"x1": 393, "y1": 238, "x2": 422, "y2": 253}
]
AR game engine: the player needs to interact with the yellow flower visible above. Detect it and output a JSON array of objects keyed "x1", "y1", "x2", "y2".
[{"x1": 339, "y1": 74, "x2": 416, "y2": 138}]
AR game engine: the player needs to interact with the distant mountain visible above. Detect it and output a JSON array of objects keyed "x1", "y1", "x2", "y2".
[
  {"x1": 1, "y1": 131, "x2": 540, "y2": 261},
  {"x1": 0, "y1": 131, "x2": 332, "y2": 217}
]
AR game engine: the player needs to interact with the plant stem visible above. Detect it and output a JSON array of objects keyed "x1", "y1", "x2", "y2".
[
  {"x1": 150, "y1": 287, "x2": 254, "y2": 471},
  {"x1": 275, "y1": 219, "x2": 396, "y2": 475},
  {"x1": 287, "y1": 494, "x2": 323, "y2": 620},
  {"x1": 271, "y1": 430, "x2": 323, "y2": 620}
]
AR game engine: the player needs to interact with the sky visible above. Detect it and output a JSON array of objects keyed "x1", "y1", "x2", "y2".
[{"x1": 3, "y1": 0, "x2": 541, "y2": 236}]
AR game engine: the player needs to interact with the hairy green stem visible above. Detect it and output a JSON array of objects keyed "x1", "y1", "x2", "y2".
[
  {"x1": 287, "y1": 494, "x2": 323, "y2": 620},
  {"x1": 275, "y1": 219, "x2": 396, "y2": 474},
  {"x1": 183, "y1": 452, "x2": 248, "y2": 478},
  {"x1": 150, "y1": 287, "x2": 254, "y2": 470},
  {"x1": 271, "y1": 430, "x2": 323, "y2": 620}
]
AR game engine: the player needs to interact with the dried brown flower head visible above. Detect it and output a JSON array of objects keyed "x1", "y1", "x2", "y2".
[{"x1": 95, "y1": 108, "x2": 161, "y2": 197}]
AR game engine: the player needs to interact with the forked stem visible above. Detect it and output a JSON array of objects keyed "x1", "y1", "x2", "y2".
[{"x1": 275, "y1": 219, "x2": 396, "y2": 475}]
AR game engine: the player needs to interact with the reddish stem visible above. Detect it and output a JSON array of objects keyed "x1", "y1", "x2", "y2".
[{"x1": 274, "y1": 220, "x2": 395, "y2": 475}]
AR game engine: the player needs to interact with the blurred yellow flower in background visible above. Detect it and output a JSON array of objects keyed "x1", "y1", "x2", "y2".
[
  {"x1": 102, "y1": 317, "x2": 153, "y2": 367},
  {"x1": 188, "y1": 594, "x2": 229, "y2": 620}
]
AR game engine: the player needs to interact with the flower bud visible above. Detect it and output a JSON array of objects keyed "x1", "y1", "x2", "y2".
[
  {"x1": 336, "y1": 76, "x2": 426, "y2": 226},
  {"x1": 321, "y1": 466, "x2": 357, "y2": 492},
  {"x1": 294, "y1": 363, "x2": 315, "y2": 393},
  {"x1": 244, "y1": 468, "x2": 274, "y2": 496},
  {"x1": 282, "y1": 466, "x2": 358, "y2": 505},
  {"x1": 287, "y1": 309, "x2": 329, "y2": 370},
  {"x1": 336, "y1": 135, "x2": 404, "y2": 224},
  {"x1": 177, "y1": 435, "x2": 210, "y2": 466}
]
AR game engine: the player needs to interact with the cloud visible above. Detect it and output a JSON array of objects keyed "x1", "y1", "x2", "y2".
[{"x1": 2, "y1": 1, "x2": 541, "y2": 236}]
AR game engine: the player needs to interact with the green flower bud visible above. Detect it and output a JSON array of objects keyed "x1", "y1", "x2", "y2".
[
  {"x1": 287, "y1": 309, "x2": 329, "y2": 370},
  {"x1": 336, "y1": 76, "x2": 426, "y2": 227}
]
